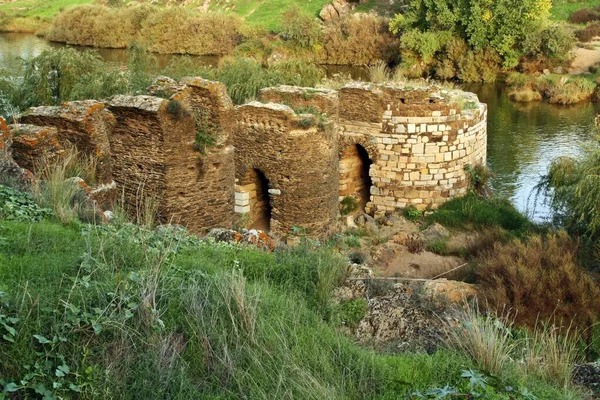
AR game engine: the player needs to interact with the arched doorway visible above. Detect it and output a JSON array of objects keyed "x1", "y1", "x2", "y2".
[
  {"x1": 339, "y1": 144, "x2": 373, "y2": 212},
  {"x1": 238, "y1": 168, "x2": 272, "y2": 231}
]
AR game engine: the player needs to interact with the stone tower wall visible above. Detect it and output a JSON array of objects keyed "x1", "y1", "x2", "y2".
[{"x1": 234, "y1": 102, "x2": 339, "y2": 235}]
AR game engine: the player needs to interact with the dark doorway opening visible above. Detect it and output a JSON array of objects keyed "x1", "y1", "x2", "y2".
[{"x1": 339, "y1": 144, "x2": 373, "y2": 212}]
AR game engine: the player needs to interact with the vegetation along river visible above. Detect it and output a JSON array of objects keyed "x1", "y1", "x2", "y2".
[{"x1": 2, "y1": 33, "x2": 598, "y2": 221}]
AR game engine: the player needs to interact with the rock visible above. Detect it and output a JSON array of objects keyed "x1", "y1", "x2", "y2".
[
  {"x1": 364, "y1": 219, "x2": 379, "y2": 235},
  {"x1": 319, "y1": 0, "x2": 352, "y2": 22},
  {"x1": 422, "y1": 222, "x2": 450, "y2": 242},
  {"x1": 0, "y1": 160, "x2": 34, "y2": 191},
  {"x1": 207, "y1": 228, "x2": 240, "y2": 243},
  {"x1": 9, "y1": 124, "x2": 64, "y2": 172},
  {"x1": 345, "y1": 215, "x2": 358, "y2": 228},
  {"x1": 423, "y1": 278, "x2": 477, "y2": 304},
  {"x1": 572, "y1": 362, "x2": 600, "y2": 396}
]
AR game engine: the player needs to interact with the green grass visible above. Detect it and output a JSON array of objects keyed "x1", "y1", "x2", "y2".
[
  {"x1": 427, "y1": 193, "x2": 532, "y2": 234},
  {"x1": 0, "y1": 216, "x2": 584, "y2": 399},
  {"x1": 550, "y1": 0, "x2": 600, "y2": 22}
]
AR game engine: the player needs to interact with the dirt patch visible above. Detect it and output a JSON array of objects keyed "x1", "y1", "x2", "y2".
[{"x1": 569, "y1": 38, "x2": 600, "y2": 74}]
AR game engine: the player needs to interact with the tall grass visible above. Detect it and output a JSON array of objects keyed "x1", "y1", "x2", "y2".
[
  {"x1": 450, "y1": 305, "x2": 583, "y2": 393},
  {"x1": 32, "y1": 147, "x2": 98, "y2": 224}
]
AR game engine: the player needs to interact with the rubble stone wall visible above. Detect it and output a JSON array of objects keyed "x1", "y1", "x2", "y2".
[
  {"x1": 234, "y1": 102, "x2": 339, "y2": 235},
  {"x1": 20, "y1": 101, "x2": 116, "y2": 182},
  {"x1": 8, "y1": 79, "x2": 487, "y2": 236}
]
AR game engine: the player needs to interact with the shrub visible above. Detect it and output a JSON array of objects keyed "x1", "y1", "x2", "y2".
[
  {"x1": 334, "y1": 298, "x2": 368, "y2": 329},
  {"x1": 521, "y1": 23, "x2": 576, "y2": 62},
  {"x1": 368, "y1": 60, "x2": 391, "y2": 83},
  {"x1": 279, "y1": 5, "x2": 322, "y2": 49},
  {"x1": 318, "y1": 13, "x2": 398, "y2": 66},
  {"x1": 508, "y1": 87, "x2": 543, "y2": 102},
  {"x1": 569, "y1": 7, "x2": 600, "y2": 24},
  {"x1": 537, "y1": 75, "x2": 596, "y2": 105},
  {"x1": 140, "y1": 9, "x2": 243, "y2": 55},
  {"x1": 0, "y1": 48, "x2": 129, "y2": 118},
  {"x1": 576, "y1": 21, "x2": 600, "y2": 42},
  {"x1": 48, "y1": 5, "x2": 243, "y2": 56},
  {"x1": 538, "y1": 145, "x2": 600, "y2": 260},
  {"x1": 474, "y1": 232, "x2": 600, "y2": 334},
  {"x1": 47, "y1": 5, "x2": 156, "y2": 48},
  {"x1": 448, "y1": 306, "x2": 518, "y2": 375}
]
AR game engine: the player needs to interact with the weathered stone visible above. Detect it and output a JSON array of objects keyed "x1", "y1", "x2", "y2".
[
  {"x1": 20, "y1": 101, "x2": 116, "y2": 182},
  {"x1": 423, "y1": 278, "x2": 478, "y2": 305},
  {"x1": 319, "y1": 0, "x2": 352, "y2": 21},
  {"x1": 422, "y1": 222, "x2": 450, "y2": 242},
  {"x1": 9, "y1": 124, "x2": 63, "y2": 172}
]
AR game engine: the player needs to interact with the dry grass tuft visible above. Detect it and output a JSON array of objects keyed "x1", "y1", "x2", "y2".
[{"x1": 475, "y1": 232, "x2": 600, "y2": 335}]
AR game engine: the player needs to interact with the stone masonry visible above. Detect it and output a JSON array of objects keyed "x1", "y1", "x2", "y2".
[{"x1": 7, "y1": 79, "x2": 487, "y2": 236}]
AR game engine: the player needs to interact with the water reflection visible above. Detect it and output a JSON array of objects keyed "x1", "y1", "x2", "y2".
[{"x1": 466, "y1": 83, "x2": 599, "y2": 220}]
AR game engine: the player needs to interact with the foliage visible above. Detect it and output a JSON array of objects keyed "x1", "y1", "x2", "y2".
[
  {"x1": 279, "y1": 5, "x2": 322, "y2": 49},
  {"x1": 403, "y1": 205, "x2": 422, "y2": 221},
  {"x1": 47, "y1": 5, "x2": 242, "y2": 56},
  {"x1": 390, "y1": 0, "x2": 572, "y2": 79},
  {"x1": 334, "y1": 298, "x2": 368, "y2": 329},
  {"x1": 0, "y1": 48, "x2": 127, "y2": 119},
  {"x1": 409, "y1": 369, "x2": 536, "y2": 399},
  {"x1": 465, "y1": 163, "x2": 492, "y2": 197},
  {"x1": 0, "y1": 185, "x2": 51, "y2": 222},
  {"x1": 0, "y1": 219, "x2": 585, "y2": 398},
  {"x1": 474, "y1": 232, "x2": 600, "y2": 335},
  {"x1": 568, "y1": 7, "x2": 600, "y2": 24},
  {"x1": 318, "y1": 13, "x2": 398, "y2": 65},
  {"x1": 576, "y1": 21, "x2": 600, "y2": 42},
  {"x1": 203, "y1": 57, "x2": 324, "y2": 104}
]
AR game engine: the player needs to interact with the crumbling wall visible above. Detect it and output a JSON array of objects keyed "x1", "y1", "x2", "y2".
[
  {"x1": 148, "y1": 77, "x2": 236, "y2": 231},
  {"x1": 259, "y1": 86, "x2": 339, "y2": 117},
  {"x1": 9, "y1": 124, "x2": 63, "y2": 172},
  {"x1": 108, "y1": 94, "x2": 234, "y2": 233},
  {"x1": 234, "y1": 102, "x2": 339, "y2": 235},
  {"x1": 338, "y1": 83, "x2": 487, "y2": 214},
  {"x1": 0, "y1": 117, "x2": 33, "y2": 188},
  {"x1": 20, "y1": 101, "x2": 115, "y2": 182}
]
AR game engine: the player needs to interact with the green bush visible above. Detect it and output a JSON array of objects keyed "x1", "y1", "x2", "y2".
[{"x1": 279, "y1": 5, "x2": 322, "y2": 49}]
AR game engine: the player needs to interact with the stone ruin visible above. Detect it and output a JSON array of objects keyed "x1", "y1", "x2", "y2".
[{"x1": 1, "y1": 78, "x2": 487, "y2": 237}]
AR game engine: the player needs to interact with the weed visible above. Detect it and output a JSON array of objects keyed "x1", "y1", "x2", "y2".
[
  {"x1": 334, "y1": 298, "x2": 368, "y2": 330},
  {"x1": 348, "y1": 251, "x2": 366, "y2": 265},
  {"x1": 406, "y1": 234, "x2": 424, "y2": 254},
  {"x1": 166, "y1": 99, "x2": 187, "y2": 120},
  {"x1": 403, "y1": 205, "x2": 422, "y2": 221},
  {"x1": 340, "y1": 196, "x2": 359, "y2": 216}
]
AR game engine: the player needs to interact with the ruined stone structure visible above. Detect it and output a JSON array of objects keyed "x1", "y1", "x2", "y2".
[{"x1": 4, "y1": 79, "x2": 487, "y2": 236}]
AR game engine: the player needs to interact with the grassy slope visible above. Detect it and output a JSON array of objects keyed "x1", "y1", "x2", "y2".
[
  {"x1": 550, "y1": 0, "x2": 600, "y2": 21},
  {"x1": 0, "y1": 219, "x2": 580, "y2": 399}
]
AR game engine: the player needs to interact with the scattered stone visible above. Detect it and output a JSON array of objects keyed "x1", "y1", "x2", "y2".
[
  {"x1": 422, "y1": 222, "x2": 450, "y2": 242},
  {"x1": 573, "y1": 362, "x2": 600, "y2": 396},
  {"x1": 319, "y1": 0, "x2": 352, "y2": 22}
]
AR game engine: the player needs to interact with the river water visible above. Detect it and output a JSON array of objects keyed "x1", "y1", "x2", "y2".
[{"x1": 2, "y1": 33, "x2": 598, "y2": 220}]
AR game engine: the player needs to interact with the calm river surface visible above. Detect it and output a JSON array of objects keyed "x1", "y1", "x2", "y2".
[{"x1": 2, "y1": 33, "x2": 599, "y2": 220}]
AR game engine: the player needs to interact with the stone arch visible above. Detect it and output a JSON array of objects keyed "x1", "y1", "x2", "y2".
[
  {"x1": 339, "y1": 143, "x2": 373, "y2": 212},
  {"x1": 237, "y1": 167, "x2": 272, "y2": 231}
]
